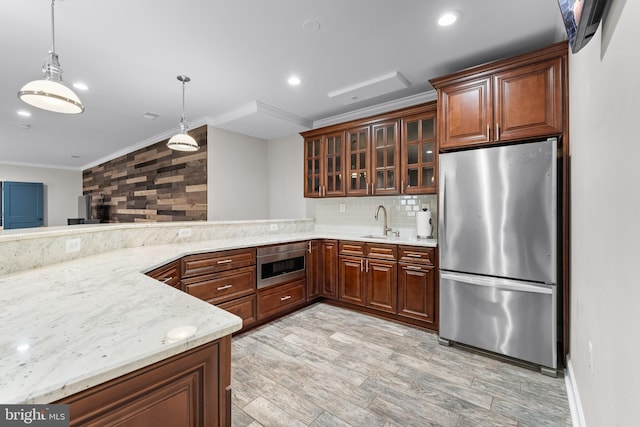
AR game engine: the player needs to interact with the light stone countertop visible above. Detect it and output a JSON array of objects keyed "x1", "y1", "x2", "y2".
[{"x1": 0, "y1": 222, "x2": 436, "y2": 404}]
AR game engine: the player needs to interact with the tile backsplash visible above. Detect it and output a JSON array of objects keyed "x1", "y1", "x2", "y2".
[{"x1": 314, "y1": 195, "x2": 437, "y2": 239}]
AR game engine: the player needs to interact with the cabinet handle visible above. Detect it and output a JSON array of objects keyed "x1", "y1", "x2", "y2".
[
  {"x1": 366, "y1": 183, "x2": 369, "y2": 194},
  {"x1": 401, "y1": 180, "x2": 404, "y2": 194},
  {"x1": 371, "y1": 183, "x2": 375, "y2": 194},
  {"x1": 487, "y1": 124, "x2": 491, "y2": 139},
  {"x1": 496, "y1": 123, "x2": 500, "y2": 140},
  {"x1": 360, "y1": 259, "x2": 364, "y2": 271},
  {"x1": 404, "y1": 265, "x2": 423, "y2": 270},
  {"x1": 162, "y1": 277, "x2": 173, "y2": 283},
  {"x1": 406, "y1": 254, "x2": 422, "y2": 258},
  {"x1": 217, "y1": 259, "x2": 233, "y2": 264},
  {"x1": 366, "y1": 259, "x2": 369, "y2": 272},
  {"x1": 280, "y1": 295, "x2": 292, "y2": 301},
  {"x1": 318, "y1": 186, "x2": 322, "y2": 197},
  {"x1": 217, "y1": 284, "x2": 233, "y2": 291},
  {"x1": 307, "y1": 241, "x2": 312, "y2": 253}
]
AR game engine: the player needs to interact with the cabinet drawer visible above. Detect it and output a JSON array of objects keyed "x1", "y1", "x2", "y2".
[
  {"x1": 217, "y1": 295, "x2": 257, "y2": 329},
  {"x1": 184, "y1": 266, "x2": 255, "y2": 304},
  {"x1": 398, "y1": 246, "x2": 435, "y2": 265},
  {"x1": 146, "y1": 261, "x2": 181, "y2": 289},
  {"x1": 257, "y1": 279, "x2": 306, "y2": 320},
  {"x1": 339, "y1": 241, "x2": 366, "y2": 257},
  {"x1": 366, "y1": 243, "x2": 397, "y2": 260},
  {"x1": 182, "y1": 248, "x2": 255, "y2": 278}
]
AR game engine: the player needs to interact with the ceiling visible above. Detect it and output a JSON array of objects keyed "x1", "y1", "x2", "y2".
[{"x1": 0, "y1": 0, "x2": 566, "y2": 170}]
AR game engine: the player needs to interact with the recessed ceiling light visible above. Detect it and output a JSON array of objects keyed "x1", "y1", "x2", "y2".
[
  {"x1": 19, "y1": 124, "x2": 31, "y2": 130},
  {"x1": 17, "y1": 110, "x2": 31, "y2": 117},
  {"x1": 71, "y1": 155, "x2": 81, "y2": 159},
  {"x1": 288, "y1": 76, "x2": 301, "y2": 86},
  {"x1": 73, "y1": 82, "x2": 89, "y2": 91},
  {"x1": 438, "y1": 11, "x2": 461, "y2": 26}
]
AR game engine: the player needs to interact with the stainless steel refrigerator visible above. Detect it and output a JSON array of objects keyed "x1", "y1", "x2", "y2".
[{"x1": 438, "y1": 138, "x2": 558, "y2": 373}]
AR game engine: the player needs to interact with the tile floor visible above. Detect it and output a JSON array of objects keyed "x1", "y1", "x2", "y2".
[{"x1": 231, "y1": 303, "x2": 572, "y2": 427}]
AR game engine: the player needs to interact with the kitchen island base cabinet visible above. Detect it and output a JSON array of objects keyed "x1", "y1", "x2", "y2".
[
  {"x1": 57, "y1": 337, "x2": 232, "y2": 427},
  {"x1": 217, "y1": 294, "x2": 257, "y2": 330}
]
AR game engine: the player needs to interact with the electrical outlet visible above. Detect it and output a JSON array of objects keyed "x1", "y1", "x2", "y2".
[
  {"x1": 178, "y1": 228, "x2": 192, "y2": 238},
  {"x1": 270, "y1": 224, "x2": 278, "y2": 231},
  {"x1": 339, "y1": 203, "x2": 346, "y2": 213},
  {"x1": 65, "y1": 238, "x2": 81, "y2": 253},
  {"x1": 588, "y1": 341, "x2": 594, "y2": 374}
]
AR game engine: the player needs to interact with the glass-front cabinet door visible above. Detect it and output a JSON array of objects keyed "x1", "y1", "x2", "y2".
[
  {"x1": 323, "y1": 132, "x2": 345, "y2": 197},
  {"x1": 402, "y1": 113, "x2": 437, "y2": 194},
  {"x1": 371, "y1": 120, "x2": 400, "y2": 195},
  {"x1": 304, "y1": 137, "x2": 322, "y2": 197},
  {"x1": 345, "y1": 126, "x2": 370, "y2": 195}
]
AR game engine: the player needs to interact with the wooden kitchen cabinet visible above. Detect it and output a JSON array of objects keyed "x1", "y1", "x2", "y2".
[
  {"x1": 306, "y1": 240, "x2": 321, "y2": 300},
  {"x1": 183, "y1": 266, "x2": 255, "y2": 305},
  {"x1": 57, "y1": 337, "x2": 232, "y2": 427},
  {"x1": 303, "y1": 131, "x2": 345, "y2": 198},
  {"x1": 338, "y1": 241, "x2": 397, "y2": 312},
  {"x1": 257, "y1": 278, "x2": 306, "y2": 320},
  {"x1": 306, "y1": 239, "x2": 339, "y2": 301},
  {"x1": 338, "y1": 255, "x2": 366, "y2": 306},
  {"x1": 146, "y1": 260, "x2": 181, "y2": 290},
  {"x1": 398, "y1": 246, "x2": 437, "y2": 328},
  {"x1": 321, "y1": 240, "x2": 339, "y2": 299},
  {"x1": 401, "y1": 108, "x2": 437, "y2": 194},
  {"x1": 217, "y1": 294, "x2": 257, "y2": 329},
  {"x1": 345, "y1": 120, "x2": 400, "y2": 196},
  {"x1": 431, "y1": 42, "x2": 566, "y2": 150},
  {"x1": 301, "y1": 102, "x2": 436, "y2": 198}
]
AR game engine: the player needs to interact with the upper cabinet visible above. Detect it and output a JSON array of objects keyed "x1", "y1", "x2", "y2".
[
  {"x1": 302, "y1": 102, "x2": 437, "y2": 198},
  {"x1": 430, "y1": 42, "x2": 567, "y2": 151},
  {"x1": 401, "y1": 111, "x2": 437, "y2": 194},
  {"x1": 303, "y1": 131, "x2": 346, "y2": 198}
]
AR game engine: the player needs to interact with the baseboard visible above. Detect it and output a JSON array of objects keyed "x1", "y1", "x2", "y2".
[{"x1": 565, "y1": 355, "x2": 587, "y2": 427}]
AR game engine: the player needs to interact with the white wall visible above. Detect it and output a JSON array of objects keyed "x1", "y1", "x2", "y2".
[
  {"x1": 267, "y1": 134, "x2": 315, "y2": 219},
  {"x1": 207, "y1": 126, "x2": 269, "y2": 220},
  {"x1": 569, "y1": 0, "x2": 639, "y2": 425},
  {"x1": 0, "y1": 164, "x2": 82, "y2": 227}
]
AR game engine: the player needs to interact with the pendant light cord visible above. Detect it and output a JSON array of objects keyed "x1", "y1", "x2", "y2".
[
  {"x1": 50, "y1": 0, "x2": 56, "y2": 54},
  {"x1": 181, "y1": 80, "x2": 186, "y2": 126}
]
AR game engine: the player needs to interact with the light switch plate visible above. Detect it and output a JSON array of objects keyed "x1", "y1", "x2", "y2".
[{"x1": 339, "y1": 203, "x2": 346, "y2": 213}]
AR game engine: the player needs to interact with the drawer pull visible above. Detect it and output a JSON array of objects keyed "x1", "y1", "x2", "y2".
[
  {"x1": 162, "y1": 277, "x2": 173, "y2": 283},
  {"x1": 280, "y1": 295, "x2": 292, "y2": 301},
  {"x1": 406, "y1": 253, "x2": 422, "y2": 258},
  {"x1": 217, "y1": 259, "x2": 233, "y2": 264},
  {"x1": 404, "y1": 265, "x2": 423, "y2": 270},
  {"x1": 217, "y1": 284, "x2": 233, "y2": 291}
]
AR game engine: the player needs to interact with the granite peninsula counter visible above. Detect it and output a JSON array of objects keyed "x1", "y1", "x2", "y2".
[{"x1": 0, "y1": 219, "x2": 437, "y2": 407}]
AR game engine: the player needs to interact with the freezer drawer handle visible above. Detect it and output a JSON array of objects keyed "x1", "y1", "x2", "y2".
[{"x1": 440, "y1": 272, "x2": 553, "y2": 295}]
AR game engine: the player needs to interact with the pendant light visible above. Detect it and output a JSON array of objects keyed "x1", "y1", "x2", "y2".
[
  {"x1": 167, "y1": 75, "x2": 199, "y2": 151},
  {"x1": 18, "y1": 0, "x2": 84, "y2": 114}
]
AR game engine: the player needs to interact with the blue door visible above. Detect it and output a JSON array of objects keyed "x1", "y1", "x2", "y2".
[{"x1": 3, "y1": 181, "x2": 44, "y2": 229}]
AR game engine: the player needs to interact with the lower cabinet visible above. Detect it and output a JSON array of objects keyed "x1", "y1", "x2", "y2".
[
  {"x1": 321, "y1": 240, "x2": 339, "y2": 299},
  {"x1": 365, "y1": 258, "x2": 397, "y2": 314},
  {"x1": 146, "y1": 260, "x2": 181, "y2": 290},
  {"x1": 338, "y1": 241, "x2": 397, "y2": 312},
  {"x1": 257, "y1": 278, "x2": 306, "y2": 320},
  {"x1": 338, "y1": 256, "x2": 366, "y2": 306},
  {"x1": 217, "y1": 294, "x2": 257, "y2": 329},
  {"x1": 307, "y1": 240, "x2": 321, "y2": 300},
  {"x1": 57, "y1": 337, "x2": 232, "y2": 427},
  {"x1": 397, "y1": 246, "x2": 437, "y2": 327}
]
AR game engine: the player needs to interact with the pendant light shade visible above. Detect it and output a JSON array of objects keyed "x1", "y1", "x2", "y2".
[
  {"x1": 167, "y1": 75, "x2": 199, "y2": 152},
  {"x1": 18, "y1": 0, "x2": 84, "y2": 114}
]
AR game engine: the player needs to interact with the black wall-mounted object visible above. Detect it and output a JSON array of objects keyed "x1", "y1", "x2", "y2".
[{"x1": 557, "y1": 0, "x2": 610, "y2": 53}]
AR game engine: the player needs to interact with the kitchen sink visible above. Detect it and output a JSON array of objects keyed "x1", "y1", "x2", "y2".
[{"x1": 360, "y1": 234, "x2": 388, "y2": 240}]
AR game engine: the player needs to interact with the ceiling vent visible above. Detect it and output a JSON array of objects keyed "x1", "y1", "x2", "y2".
[
  {"x1": 141, "y1": 112, "x2": 160, "y2": 120},
  {"x1": 328, "y1": 71, "x2": 411, "y2": 105}
]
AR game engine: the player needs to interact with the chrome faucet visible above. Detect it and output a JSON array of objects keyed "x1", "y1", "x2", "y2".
[{"x1": 374, "y1": 205, "x2": 392, "y2": 236}]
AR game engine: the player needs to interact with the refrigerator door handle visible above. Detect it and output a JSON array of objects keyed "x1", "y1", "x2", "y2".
[{"x1": 440, "y1": 271, "x2": 554, "y2": 295}]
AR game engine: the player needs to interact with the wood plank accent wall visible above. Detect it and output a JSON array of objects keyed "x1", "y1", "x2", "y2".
[{"x1": 82, "y1": 126, "x2": 207, "y2": 223}]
